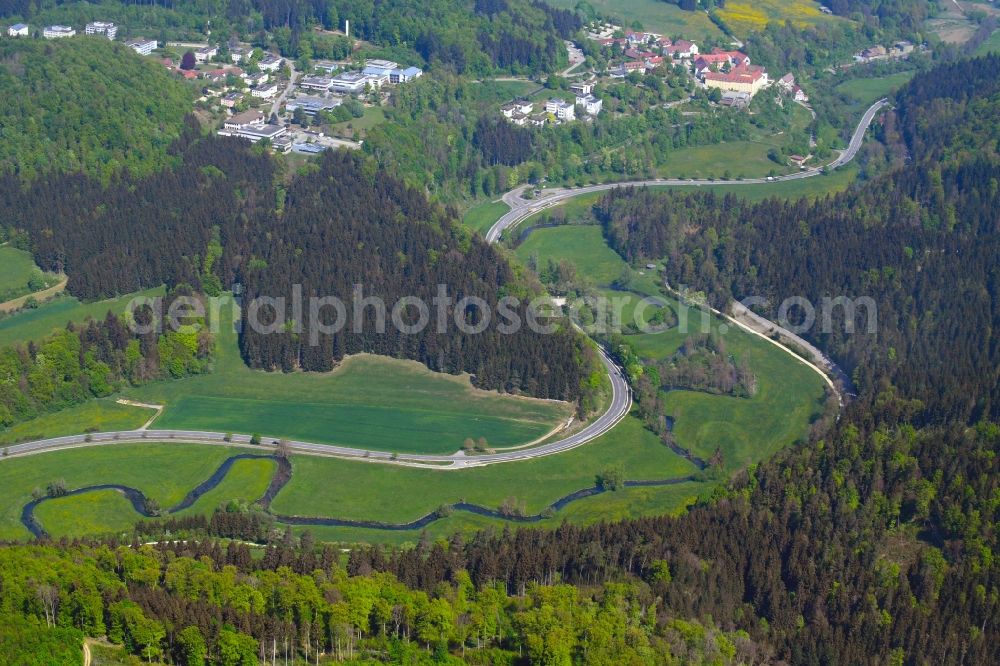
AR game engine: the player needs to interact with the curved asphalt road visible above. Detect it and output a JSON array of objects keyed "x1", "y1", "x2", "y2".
[
  {"x1": 0, "y1": 100, "x2": 885, "y2": 469},
  {"x1": 486, "y1": 98, "x2": 887, "y2": 243},
  {"x1": 1, "y1": 344, "x2": 631, "y2": 470}
]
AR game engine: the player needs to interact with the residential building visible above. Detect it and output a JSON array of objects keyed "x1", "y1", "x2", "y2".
[
  {"x1": 703, "y1": 64, "x2": 768, "y2": 97},
  {"x1": 859, "y1": 45, "x2": 887, "y2": 61},
  {"x1": 85, "y1": 21, "x2": 117, "y2": 39},
  {"x1": 623, "y1": 60, "x2": 647, "y2": 74},
  {"x1": 126, "y1": 38, "x2": 157, "y2": 56},
  {"x1": 195, "y1": 46, "x2": 218, "y2": 63},
  {"x1": 330, "y1": 71, "x2": 368, "y2": 94},
  {"x1": 43, "y1": 25, "x2": 75, "y2": 39},
  {"x1": 892, "y1": 41, "x2": 914, "y2": 56},
  {"x1": 7, "y1": 23, "x2": 28, "y2": 37},
  {"x1": 244, "y1": 71, "x2": 268, "y2": 87},
  {"x1": 570, "y1": 82, "x2": 595, "y2": 96},
  {"x1": 251, "y1": 83, "x2": 279, "y2": 99},
  {"x1": 545, "y1": 98, "x2": 576, "y2": 121},
  {"x1": 625, "y1": 48, "x2": 654, "y2": 61},
  {"x1": 695, "y1": 49, "x2": 750, "y2": 77},
  {"x1": 576, "y1": 94, "x2": 603, "y2": 115},
  {"x1": 258, "y1": 54, "x2": 283, "y2": 71},
  {"x1": 777, "y1": 73, "x2": 796, "y2": 91},
  {"x1": 671, "y1": 40, "x2": 698, "y2": 59},
  {"x1": 286, "y1": 95, "x2": 342, "y2": 115},
  {"x1": 230, "y1": 47, "x2": 249, "y2": 63},
  {"x1": 720, "y1": 91, "x2": 751, "y2": 109},
  {"x1": 223, "y1": 109, "x2": 266, "y2": 131},
  {"x1": 710, "y1": 48, "x2": 750, "y2": 67},
  {"x1": 221, "y1": 92, "x2": 244, "y2": 108},
  {"x1": 501, "y1": 100, "x2": 534, "y2": 118},
  {"x1": 300, "y1": 75, "x2": 334, "y2": 92},
  {"x1": 793, "y1": 85, "x2": 809, "y2": 103},
  {"x1": 202, "y1": 68, "x2": 241, "y2": 83}
]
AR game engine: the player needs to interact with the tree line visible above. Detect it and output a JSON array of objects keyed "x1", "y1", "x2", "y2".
[{"x1": 0, "y1": 289, "x2": 212, "y2": 431}]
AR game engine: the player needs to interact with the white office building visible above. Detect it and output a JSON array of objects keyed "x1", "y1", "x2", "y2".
[
  {"x1": 85, "y1": 21, "x2": 117, "y2": 39},
  {"x1": 299, "y1": 75, "x2": 334, "y2": 92},
  {"x1": 545, "y1": 98, "x2": 576, "y2": 121},
  {"x1": 126, "y1": 38, "x2": 158, "y2": 56},
  {"x1": 575, "y1": 94, "x2": 603, "y2": 115},
  {"x1": 43, "y1": 25, "x2": 76, "y2": 39},
  {"x1": 258, "y1": 54, "x2": 283, "y2": 71},
  {"x1": 330, "y1": 71, "x2": 369, "y2": 94}
]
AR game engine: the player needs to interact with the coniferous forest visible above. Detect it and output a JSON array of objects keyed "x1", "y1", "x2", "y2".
[
  {"x1": 596, "y1": 55, "x2": 1000, "y2": 426},
  {"x1": 0, "y1": 19, "x2": 999, "y2": 666},
  {"x1": 1, "y1": 122, "x2": 604, "y2": 410}
]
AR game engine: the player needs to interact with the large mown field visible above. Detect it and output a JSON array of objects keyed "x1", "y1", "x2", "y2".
[{"x1": 121, "y1": 305, "x2": 574, "y2": 455}]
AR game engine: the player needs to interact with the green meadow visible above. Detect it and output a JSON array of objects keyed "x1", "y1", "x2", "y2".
[
  {"x1": 545, "y1": 0, "x2": 725, "y2": 41},
  {"x1": 123, "y1": 304, "x2": 573, "y2": 455},
  {"x1": 270, "y1": 412, "x2": 697, "y2": 524},
  {"x1": 836, "y1": 72, "x2": 915, "y2": 104},
  {"x1": 0, "y1": 412, "x2": 699, "y2": 541},
  {"x1": 0, "y1": 246, "x2": 48, "y2": 302},
  {"x1": 463, "y1": 200, "x2": 511, "y2": 234},
  {"x1": 512, "y1": 218, "x2": 826, "y2": 472},
  {"x1": 0, "y1": 286, "x2": 165, "y2": 347},
  {"x1": 0, "y1": 443, "x2": 243, "y2": 540},
  {"x1": 0, "y1": 400, "x2": 154, "y2": 445}
]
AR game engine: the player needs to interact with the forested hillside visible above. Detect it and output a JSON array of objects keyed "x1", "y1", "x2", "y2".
[
  {"x1": 0, "y1": 38, "x2": 192, "y2": 180},
  {"x1": 1, "y1": 128, "x2": 603, "y2": 408},
  {"x1": 0, "y1": 289, "x2": 212, "y2": 429},
  {"x1": 593, "y1": 54, "x2": 1000, "y2": 425},
  {"x1": 0, "y1": 0, "x2": 578, "y2": 74},
  {"x1": 242, "y1": 151, "x2": 602, "y2": 405}
]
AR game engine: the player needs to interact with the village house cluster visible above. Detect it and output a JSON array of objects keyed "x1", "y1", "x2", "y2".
[
  {"x1": 498, "y1": 23, "x2": 790, "y2": 128},
  {"x1": 501, "y1": 80, "x2": 603, "y2": 127},
  {"x1": 6, "y1": 19, "x2": 125, "y2": 40},
  {"x1": 854, "y1": 41, "x2": 916, "y2": 63}
]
